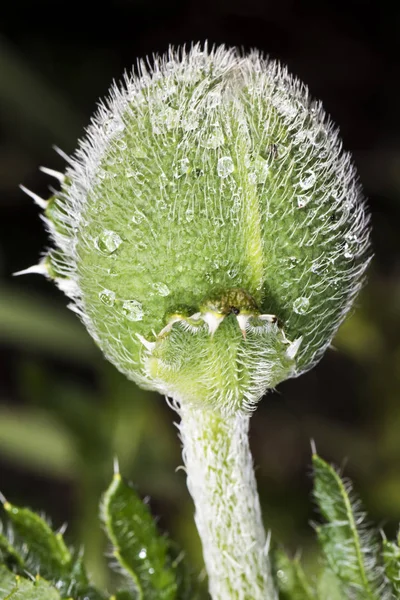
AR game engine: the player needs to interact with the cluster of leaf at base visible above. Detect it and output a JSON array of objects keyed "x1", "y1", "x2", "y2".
[
  {"x1": 273, "y1": 454, "x2": 400, "y2": 600},
  {"x1": 0, "y1": 473, "x2": 199, "y2": 600},
  {"x1": 2, "y1": 455, "x2": 400, "y2": 600}
]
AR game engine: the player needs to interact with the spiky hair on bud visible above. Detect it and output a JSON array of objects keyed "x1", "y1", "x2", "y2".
[{"x1": 22, "y1": 43, "x2": 370, "y2": 413}]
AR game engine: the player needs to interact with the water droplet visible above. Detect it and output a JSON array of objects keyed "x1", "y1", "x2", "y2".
[
  {"x1": 297, "y1": 194, "x2": 310, "y2": 208},
  {"x1": 313, "y1": 129, "x2": 327, "y2": 146},
  {"x1": 231, "y1": 194, "x2": 242, "y2": 213},
  {"x1": 165, "y1": 107, "x2": 179, "y2": 130},
  {"x1": 287, "y1": 256, "x2": 299, "y2": 268},
  {"x1": 104, "y1": 117, "x2": 125, "y2": 136},
  {"x1": 217, "y1": 156, "x2": 234, "y2": 178},
  {"x1": 115, "y1": 138, "x2": 127, "y2": 151},
  {"x1": 95, "y1": 230, "x2": 123, "y2": 255},
  {"x1": 174, "y1": 158, "x2": 190, "y2": 179},
  {"x1": 272, "y1": 92, "x2": 298, "y2": 119},
  {"x1": 99, "y1": 289, "x2": 116, "y2": 306},
  {"x1": 182, "y1": 112, "x2": 198, "y2": 132},
  {"x1": 131, "y1": 211, "x2": 145, "y2": 225},
  {"x1": 253, "y1": 156, "x2": 270, "y2": 184},
  {"x1": 138, "y1": 548, "x2": 147, "y2": 559},
  {"x1": 212, "y1": 217, "x2": 225, "y2": 228},
  {"x1": 202, "y1": 127, "x2": 224, "y2": 149},
  {"x1": 299, "y1": 169, "x2": 316, "y2": 190},
  {"x1": 345, "y1": 232, "x2": 359, "y2": 244},
  {"x1": 311, "y1": 262, "x2": 322, "y2": 274},
  {"x1": 207, "y1": 92, "x2": 221, "y2": 108},
  {"x1": 248, "y1": 172, "x2": 257, "y2": 184},
  {"x1": 161, "y1": 84, "x2": 177, "y2": 100},
  {"x1": 153, "y1": 282, "x2": 170, "y2": 296},
  {"x1": 227, "y1": 267, "x2": 238, "y2": 279},
  {"x1": 165, "y1": 61, "x2": 175, "y2": 72},
  {"x1": 185, "y1": 208, "x2": 194, "y2": 222},
  {"x1": 293, "y1": 297, "x2": 310, "y2": 315},
  {"x1": 122, "y1": 300, "x2": 144, "y2": 321},
  {"x1": 344, "y1": 244, "x2": 354, "y2": 259}
]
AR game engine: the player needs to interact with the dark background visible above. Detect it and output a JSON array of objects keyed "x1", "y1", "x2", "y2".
[{"x1": 0, "y1": 0, "x2": 399, "y2": 587}]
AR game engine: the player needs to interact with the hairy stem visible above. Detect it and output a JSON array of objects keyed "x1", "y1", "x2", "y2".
[{"x1": 177, "y1": 402, "x2": 277, "y2": 600}]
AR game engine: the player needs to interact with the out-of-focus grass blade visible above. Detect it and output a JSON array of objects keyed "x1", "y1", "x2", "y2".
[
  {"x1": 0, "y1": 287, "x2": 98, "y2": 363},
  {"x1": 312, "y1": 453, "x2": 384, "y2": 599},
  {"x1": 0, "y1": 406, "x2": 76, "y2": 477},
  {"x1": 101, "y1": 473, "x2": 178, "y2": 600},
  {"x1": 0, "y1": 37, "x2": 84, "y2": 148}
]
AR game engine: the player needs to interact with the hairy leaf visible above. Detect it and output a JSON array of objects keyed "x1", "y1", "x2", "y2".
[
  {"x1": 312, "y1": 454, "x2": 385, "y2": 599},
  {"x1": 0, "y1": 567, "x2": 62, "y2": 600},
  {"x1": 1, "y1": 504, "x2": 104, "y2": 600},
  {"x1": 0, "y1": 565, "x2": 17, "y2": 598},
  {"x1": 101, "y1": 473, "x2": 178, "y2": 600},
  {"x1": 382, "y1": 538, "x2": 400, "y2": 597},
  {"x1": 317, "y1": 568, "x2": 344, "y2": 600},
  {"x1": 0, "y1": 530, "x2": 24, "y2": 570},
  {"x1": 3, "y1": 501, "x2": 71, "y2": 580}
]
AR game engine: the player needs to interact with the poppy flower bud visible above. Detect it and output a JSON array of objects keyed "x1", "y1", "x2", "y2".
[{"x1": 25, "y1": 44, "x2": 370, "y2": 414}]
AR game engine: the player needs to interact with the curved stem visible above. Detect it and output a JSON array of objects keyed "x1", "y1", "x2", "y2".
[{"x1": 177, "y1": 402, "x2": 277, "y2": 600}]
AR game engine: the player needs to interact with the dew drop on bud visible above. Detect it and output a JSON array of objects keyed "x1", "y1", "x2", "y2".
[
  {"x1": 253, "y1": 155, "x2": 270, "y2": 184},
  {"x1": 99, "y1": 289, "x2": 116, "y2": 306},
  {"x1": 95, "y1": 230, "x2": 123, "y2": 255},
  {"x1": 299, "y1": 169, "x2": 316, "y2": 190},
  {"x1": 217, "y1": 156, "x2": 234, "y2": 178},
  {"x1": 174, "y1": 158, "x2": 190, "y2": 179},
  {"x1": 293, "y1": 297, "x2": 310, "y2": 315},
  {"x1": 297, "y1": 195, "x2": 310, "y2": 208},
  {"x1": 152, "y1": 282, "x2": 170, "y2": 296},
  {"x1": 344, "y1": 245, "x2": 354, "y2": 259},
  {"x1": 202, "y1": 128, "x2": 224, "y2": 149},
  {"x1": 185, "y1": 208, "x2": 194, "y2": 222},
  {"x1": 131, "y1": 211, "x2": 145, "y2": 225},
  {"x1": 122, "y1": 299, "x2": 144, "y2": 321}
]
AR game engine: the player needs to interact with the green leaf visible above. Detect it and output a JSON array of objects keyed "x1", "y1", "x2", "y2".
[
  {"x1": 101, "y1": 473, "x2": 178, "y2": 600},
  {"x1": 1, "y1": 503, "x2": 105, "y2": 600},
  {"x1": 0, "y1": 565, "x2": 18, "y2": 598},
  {"x1": 0, "y1": 530, "x2": 24, "y2": 570},
  {"x1": 316, "y1": 568, "x2": 344, "y2": 600},
  {"x1": 382, "y1": 538, "x2": 400, "y2": 597},
  {"x1": 3, "y1": 502, "x2": 71, "y2": 581},
  {"x1": 69, "y1": 552, "x2": 107, "y2": 600},
  {"x1": 312, "y1": 453, "x2": 384, "y2": 599},
  {"x1": 273, "y1": 548, "x2": 315, "y2": 600},
  {"x1": 0, "y1": 574, "x2": 62, "y2": 600},
  {"x1": 167, "y1": 542, "x2": 200, "y2": 600}
]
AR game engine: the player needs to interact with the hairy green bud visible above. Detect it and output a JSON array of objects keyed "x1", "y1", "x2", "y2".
[{"x1": 23, "y1": 44, "x2": 370, "y2": 414}]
